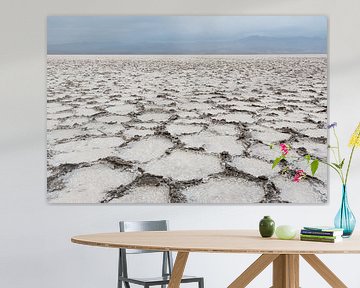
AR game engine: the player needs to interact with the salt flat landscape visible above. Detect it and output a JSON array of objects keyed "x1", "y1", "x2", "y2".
[{"x1": 47, "y1": 55, "x2": 328, "y2": 204}]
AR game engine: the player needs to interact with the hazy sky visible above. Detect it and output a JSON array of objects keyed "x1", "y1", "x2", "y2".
[{"x1": 47, "y1": 16, "x2": 328, "y2": 54}]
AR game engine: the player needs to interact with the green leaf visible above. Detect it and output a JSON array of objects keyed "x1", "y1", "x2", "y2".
[
  {"x1": 269, "y1": 144, "x2": 274, "y2": 150},
  {"x1": 311, "y1": 159, "x2": 319, "y2": 176},
  {"x1": 272, "y1": 156, "x2": 283, "y2": 169},
  {"x1": 332, "y1": 162, "x2": 341, "y2": 169},
  {"x1": 339, "y1": 159, "x2": 345, "y2": 169},
  {"x1": 304, "y1": 154, "x2": 311, "y2": 164}
]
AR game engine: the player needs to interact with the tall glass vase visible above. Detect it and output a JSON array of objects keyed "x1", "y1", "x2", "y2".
[{"x1": 334, "y1": 185, "x2": 356, "y2": 237}]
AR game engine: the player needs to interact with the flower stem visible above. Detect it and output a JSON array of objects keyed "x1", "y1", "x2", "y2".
[
  {"x1": 319, "y1": 159, "x2": 345, "y2": 184},
  {"x1": 345, "y1": 130, "x2": 360, "y2": 185},
  {"x1": 333, "y1": 128, "x2": 345, "y2": 181},
  {"x1": 345, "y1": 145, "x2": 357, "y2": 185},
  {"x1": 333, "y1": 128, "x2": 342, "y2": 164}
]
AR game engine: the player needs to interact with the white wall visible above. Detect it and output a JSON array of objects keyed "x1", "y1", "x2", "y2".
[{"x1": 1, "y1": 0, "x2": 360, "y2": 287}]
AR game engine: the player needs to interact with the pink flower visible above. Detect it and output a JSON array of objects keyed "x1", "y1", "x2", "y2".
[
  {"x1": 280, "y1": 143, "x2": 289, "y2": 156},
  {"x1": 293, "y1": 169, "x2": 305, "y2": 183}
]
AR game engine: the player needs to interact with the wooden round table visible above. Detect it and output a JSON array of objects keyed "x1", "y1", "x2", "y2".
[{"x1": 72, "y1": 230, "x2": 360, "y2": 288}]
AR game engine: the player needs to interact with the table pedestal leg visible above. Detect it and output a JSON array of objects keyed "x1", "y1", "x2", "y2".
[
  {"x1": 228, "y1": 254, "x2": 279, "y2": 288},
  {"x1": 228, "y1": 253, "x2": 348, "y2": 288},
  {"x1": 272, "y1": 254, "x2": 299, "y2": 288},
  {"x1": 301, "y1": 254, "x2": 347, "y2": 288},
  {"x1": 168, "y1": 252, "x2": 189, "y2": 288}
]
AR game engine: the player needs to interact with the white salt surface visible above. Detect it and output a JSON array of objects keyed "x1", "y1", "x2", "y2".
[
  {"x1": 138, "y1": 112, "x2": 171, "y2": 122},
  {"x1": 49, "y1": 148, "x2": 118, "y2": 166},
  {"x1": 182, "y1": 177, "x2": 264, "y2": 203},
  {"x1": 83, "y1": 122, "x2": 124, "y2": 135},
  {"x1": 143, "y1": 150, "x2": 223, "y2": 181},
  {"x1": 122, "y1": 128, "x2": 154, "y2": 139},
  {"x1": 61, "y1": 117, "x2": 89, "y2": 126},
  {"x1": 106, "y1": 104, "x2": 137, "y2": 115},
  {"x1": 302, "y1": 129, "x2": 327, "y2": 138},
  {"x1": 174, "y1": 118, "x2": 209, "y2": 125},
  {"x1": 96, "y1": 115, "x2": 131, "y2": 123},
  {"x1": 273, "y1": 177, "x2": 325, "y2": 203},
  {"x1": 213, "y1": 113, "x2": 255, "y2": 123},
  {"x1": 118, "y1": 136, "x2": 173, "y2": 163},
  {"x1": 47, "y1": 55, "x2": 327, "y2": 203},
  {"x1": 110, "y1": 186, "x2": 170, "y2": 203},
  {"x1": 48, "y1": 111, "x2": 73, "y2": 120},
  {"x1": 49, "y1": 164, "x2": 135, "y2": 203},
  {"x1": 248, "y1": 143, "x2": 280, "y2": 162},
  {"x1": 47, "y1": 129, "x2": 84, "y2": 144},
  {"x1": 207, "y1": 124, "x2": 238, "y2": 136},
  {"x1": 250, "y1": 126, "x2": 291, "y2": 145},
  {"x1": 166, "y1": 124, "x2": 203, "y2": 135},
  {"x1": 292, "y1": 139, "x2": 327, "y2": 160},
  {"x1": 180, "y1": 131, "x2": 245, "y2": 155},
  {"x1": 75, "y1": 107, "x2": 98, "y2": 117},
  {"x1": 230, "y1": 156, "x2": 280, "y2": 177},
  {"x1": 47, "y1": 119, "x2": 58, "y2": 130},
  {"x1": 54, "y1": 137, "x2": 125, "y2": 153}
]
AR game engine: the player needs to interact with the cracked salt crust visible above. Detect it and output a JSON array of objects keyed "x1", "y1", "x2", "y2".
[
  {"x1": 49, "y1": 148, "x2": 119, "y2": 166},
  {"x1": 123, "y1": 128, "x2": 154, "y2": 139},
  {"x1": 54, "y1": 137, "x2": 125, "y2": 153},
  {"x1": 47, "y1": 55, "x2": 328, "y2": 203},
  {"x1": 49, "y1": 164, "x2": 136, "y2": 203},
  {"x1": 143, "y1": 150, "x2": 223, "y2": 181},
  {"x1": 47, "y1": 129, "x2": 88, "y2": 144},
  {"x1": 106, "y1": 104, "x2": 137, "y2": 115},
  {"x1": 137, "y1": 112, "x2": 171, "y2": 122},
  {"x1": 180, "y1": 131, "x2": 245, "y2": 155},
  {"x1": 117, "y1": 136, "x2": 173, "y2": 163},
  {"x1": 110, "y1": 186, "x2": 170, "y2": 203},
  {"x1": 229, "y1": 156, "x2": 280, "y2": 178},
  {"x1": 61, "y1": 116, "x2": 89, "y2": 126},
  {"x1": 213, "y1": 112, "x2": 255, "y2": 123},
  {"x1": 96, "y1": 115, "x2": 131, "y2": 124},
  {"x1": 182, "y1": 177, "x2": 265, "y2": 203},
  {"x1": 207, "y1": 124, "x2": 238, "y2": 136},
  {"x1": 273, "y1": 177, "x2": 325, "y2": 204},
  {"x1": 248, "y1": 143, "x2": 280, "y2": 162},
  {"x1": 166, "y1": 124, "x2": 203, "y2": 135},
  {"x1": 249, "y1": 126, "x2": 291, "y2": 145}
]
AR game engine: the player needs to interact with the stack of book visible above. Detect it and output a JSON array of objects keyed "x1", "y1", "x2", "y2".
[{"x1": 300, "y1": 226, "x2": 344, "y2": 243}]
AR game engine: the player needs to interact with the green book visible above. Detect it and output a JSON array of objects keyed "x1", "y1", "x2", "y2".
[
  {"x1": 300, "y1": 234, "x2": 339, "y2": 240},
  {"x1": 300, "y1": 236, "x2": 342, "y2": 243}
]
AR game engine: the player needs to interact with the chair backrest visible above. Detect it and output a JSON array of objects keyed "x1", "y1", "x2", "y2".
[
  {"x1": 119, "y1": 220, "x2": 169, "y2": 254},
  {"x1": 118, "y1": 220, "x2": 173, "y2": 281}
]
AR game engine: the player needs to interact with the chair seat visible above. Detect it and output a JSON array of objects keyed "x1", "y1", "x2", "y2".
[{"x1": 119, "y1": 274, "x2": 202, "y2": 286}]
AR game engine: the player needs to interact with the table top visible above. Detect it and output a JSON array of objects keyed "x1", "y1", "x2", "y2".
[{"x1": 71, "y1": 230, "x2": 360, "y2": 254}]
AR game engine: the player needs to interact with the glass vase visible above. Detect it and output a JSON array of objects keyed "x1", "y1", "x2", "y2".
[{"x1": 334, "y1": 185, "x2": 356, "y2": 237}]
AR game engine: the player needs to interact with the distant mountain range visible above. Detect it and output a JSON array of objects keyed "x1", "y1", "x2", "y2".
[{"x1": 48, "y1": 35, "x2": 327, "y2": 55}]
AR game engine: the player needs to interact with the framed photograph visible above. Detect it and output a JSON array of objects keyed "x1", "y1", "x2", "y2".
[{"x1": 47, "y1": 16, "x2": 328, "y2": 204}]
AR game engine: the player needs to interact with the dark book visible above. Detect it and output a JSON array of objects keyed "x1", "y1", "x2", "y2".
[{"x1": 301, "y1": 229, "x2": 343, "y2": 237}]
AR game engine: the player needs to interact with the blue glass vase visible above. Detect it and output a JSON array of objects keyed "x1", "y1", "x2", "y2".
[{"x1": 334, "y1": 185, "x2": 356, "y2": 237}]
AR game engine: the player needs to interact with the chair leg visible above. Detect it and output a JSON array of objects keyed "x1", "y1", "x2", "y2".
[{"x1": 198, "y1": 278, "x2": 204, "y2": 288}]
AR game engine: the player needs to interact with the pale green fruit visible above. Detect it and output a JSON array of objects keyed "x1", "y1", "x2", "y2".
[{"x1": 275, "y1": 225, "x2": 297, "y2": 240}]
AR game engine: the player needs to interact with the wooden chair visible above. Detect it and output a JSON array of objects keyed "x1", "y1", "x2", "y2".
[{"x1": 118, "y1": 220, "x2": 204, "y2": 288}]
